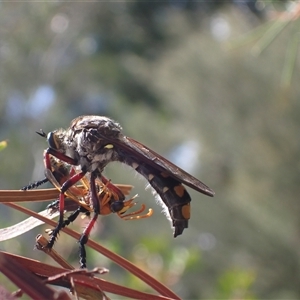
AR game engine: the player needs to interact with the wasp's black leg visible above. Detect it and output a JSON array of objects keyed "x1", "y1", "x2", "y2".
[{"x1": 21, "y1": 177, "x2": 49, "y2": 190}]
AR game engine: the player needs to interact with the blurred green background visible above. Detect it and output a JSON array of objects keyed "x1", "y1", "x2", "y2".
[{"x1": 0, "y1": 1, "x2": 300, "y2": 299}]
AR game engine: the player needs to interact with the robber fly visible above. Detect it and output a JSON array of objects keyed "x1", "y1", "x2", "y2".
[{"x1": 38, "y1": 115, "x2": 214, "y2": 268}]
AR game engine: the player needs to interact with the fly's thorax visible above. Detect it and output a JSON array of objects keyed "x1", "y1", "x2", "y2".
[
  {"x1": 68, "y1": 123, "x2": 121, "y2": 172},
  {"x1": 78, "y1": 155, "x2": 107, "y2": 173},
  {"x1": 70, "y1": 115, "x2": 122, "y2": 138}
]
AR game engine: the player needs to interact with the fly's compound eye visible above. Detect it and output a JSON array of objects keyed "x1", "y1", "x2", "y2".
[
  {"x1": 47, "y1": 132, "x2": 60, "y2": 150},
  {"x1": 110, "y1": 201, "x2": 124, "y2": 213}
]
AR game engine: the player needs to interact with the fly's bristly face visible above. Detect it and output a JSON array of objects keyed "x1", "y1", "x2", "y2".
[
  {"x1": 46, "y1": 129, "x2": 79, "y2": 164},
  {"x1": 47, "y1": 130, "x2": 67, "y2": 152},
  {"x1": 43, "y1": 115, "x2": 215, "y2": 238}
]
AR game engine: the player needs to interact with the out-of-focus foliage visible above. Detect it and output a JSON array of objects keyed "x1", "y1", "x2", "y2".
[
  {"x1": 0, "y1": 1, "x2": 299, "y2": 299},
  {"x1": 228, "y1": 0, "x2": 300, "y2": 90},
  {"x1": 216, "y1": 268, "x2": 256, "y2": 299},
  {"x1": 0, "y1": 141, "x2": 7, "y2": 151}
]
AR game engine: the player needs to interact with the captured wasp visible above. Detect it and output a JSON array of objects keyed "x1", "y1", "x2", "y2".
[
  {"x1": 30, "y1": 115, "x2": 214, "y2": 268},
  {"x1": 46, "y1": 156, "x2": 151, "y2": 233},
  {"x1": 23, "y1": 152, "x2": 152, "y2": 268}
]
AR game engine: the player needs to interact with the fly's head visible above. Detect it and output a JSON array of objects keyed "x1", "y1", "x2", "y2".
[{"x1": 47, "y1": 129, "x2": 79, "y2": 162}]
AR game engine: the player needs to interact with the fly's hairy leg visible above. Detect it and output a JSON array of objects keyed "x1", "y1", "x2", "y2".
[
  {"x1": 43, "y1": 150, "x2": 87, "y2": 249},
  {"x1": 79, "y1": 172, "x2": 100, "y2": 268}
]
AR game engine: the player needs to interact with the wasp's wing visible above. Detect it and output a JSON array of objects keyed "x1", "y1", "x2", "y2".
[{"x1": 111, "y1": 135, "x2": 214, "y2": 197}]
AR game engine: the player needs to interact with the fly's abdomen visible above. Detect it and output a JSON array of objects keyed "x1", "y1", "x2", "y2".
[
  {"x1": 149, "y1": 171, "x2": 191, "y2": 237},
  {"x1": 123, "y1": 156, "x2": 191, "y2": 237}
]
